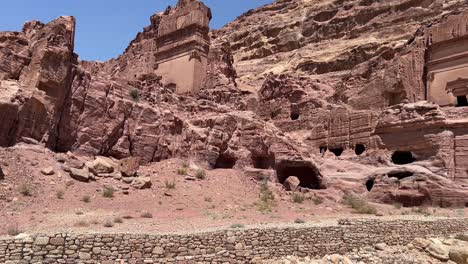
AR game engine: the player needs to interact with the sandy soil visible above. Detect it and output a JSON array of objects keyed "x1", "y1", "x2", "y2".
[{"x1": 0, "y1": 144, "x2": 466, "y2": 235}]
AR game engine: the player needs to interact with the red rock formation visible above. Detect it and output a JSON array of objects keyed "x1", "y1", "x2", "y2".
[{"x1": 1, "y1": 0, "x2": 468, "y2": 207}]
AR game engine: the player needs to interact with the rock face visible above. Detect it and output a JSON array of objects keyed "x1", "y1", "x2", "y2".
[{"x1": 1, "y1": 0, "x2": 468, "y2": 207}]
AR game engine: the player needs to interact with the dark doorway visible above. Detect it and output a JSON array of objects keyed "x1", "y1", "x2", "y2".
[
  {"x1": 214, "y1": 153, "x2": 237, "y2": 169},
  {"x1": 388, "y1": 171, "x2": 414, "y2": 180},
  {"x1": 251, "y1": 154, "x2": 275, "y2": 169},
  {"x1": 391, "y1": 151, "x2": 416, "y2": 165},
  {"x1": 276, "y1": 161, "x2": 325, "y2": 189},
  {"x1": 330, "y1": 147, "x2": 344, "y2": 157},
  {"x1": 457, "y1": 96, "x2": 468, "y2": 107},
  {"x1": 290, "y1": 112, "x2": 300, "y2": 120},
  {"x1": 320, "y1": 146, "x2": 328, "y2": 155},
  {"x1": 355, "y1": 144, "x2": 366, "y2": 155},
  {"x1": 366, "y1": 178, "x2": 374, "y2": 191}
]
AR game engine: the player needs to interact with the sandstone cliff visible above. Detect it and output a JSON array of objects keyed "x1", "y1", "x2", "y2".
[{"x1": 1, "y1": 0, "x2": 468, "y2": 207}]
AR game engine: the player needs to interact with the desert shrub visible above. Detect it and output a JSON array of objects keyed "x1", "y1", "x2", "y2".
[
  {"x1": 204, "y1": 196, "x2": 212, "y2": 202},
  {"x1": 165, "y1": 179, "x2": 176, "y2": 189},
  {"x1": 56, "y1": 190, "x2": 65, "y2": 199},
  {"x1": 292, "y1": 193, "x2": 305, "y2": 204},
  {"x1": 81, "y1": 195, "x2": 91, "y2": 203},
  {"x1": 141, "y1": 211, "x2": 153, "y2": 218},
  {"x1": 102, "y1": 186, "x2": 115, "y2": 198},
  {"x1": 196, "y1": 169, "x2": 206, "y2": 180},
  {"x1": 393, "y1": 203, "x2": 403, "y2": 209},
  {"x1": 19, "y1": 184, "x2": 33, "y2": 197},
  {"x1": 412, "y1": 206, "x2": 431, "y2": 216},
  {"x1": 312, "y1": 196, "x2": 324, "y2": 205},
  {"x1": 6, "y1": 224, "x2": 21, "y2": 236},
  {"x1": 257, "y1": 182, "x2": 276, "y2": 212},
  {"x1": 230, "y1": 223, "x2": 245, "y2": 229},
  {"x1": 74, "y1": 220, "x2": 89, "y2": 227},
  {"x1": 103, "y1": 219, "x2": 114, "y2": 228},
  {"x1": 342, "y1": 193, "x2": 378, "y2": 215},
  {"x1": 129, "y1": 88, "x2": 139, "y2": 102},
  {"x1": 294, "y1": 218, "x2": 306, "y2": 224},
  {"x1": 122, "y1": 215, "x2": 133, "y2": 219},
  {"x1": 177, "y1": 168, "x2": 187, "y2": 175},
  {"x1": 114, "y1": 217, "x2": 123, "y2": 224},
  {"x1": 181, "y1": 161, "x2": 189, "y2": 168}
]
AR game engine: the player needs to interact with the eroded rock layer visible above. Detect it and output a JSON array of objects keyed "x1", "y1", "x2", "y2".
[{"x1": 1, "y1": 0, "x2": 468, "y2": 207}]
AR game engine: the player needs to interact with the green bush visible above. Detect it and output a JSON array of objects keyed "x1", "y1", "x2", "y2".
[
  {"x1": 294, "y1": 218, "x2": 306, "y2": 224},
  {"x1": 102, "y1": 186, "x2": 115, "y2": 198},
  {"x1": 165, "y1": 180, "x2": 176, "y2": 189},
  {"x1": 6, "y1": 224, "x2": 21, "y2": 236},
  {"x1": 292, "y1": 193, "x2": 305, "y2": 204},
  {"x1": 129, "y1": 88, "x2": 140, "y2": 102},
  {"x1": 177, "y1": 168, "x2": 187, "y2": 176},
  {"x1": 196, "y1": 169, "x2": 206, "y2": 180},
  {"x1": 56, "y1": 190, "x2": 65, "y2": 199},
  {"x1": 103, "y1": 219, "x2": 114, "y2": 228},
  {"x1": 19, "y1": 184, "x2": 33, "y2": 197},
  {"x1": 81, "y1": 195, "x2": 91, "y2": 203},
  {"x1": 257, "y1": 182, "x2": 276, "y2": 212},
  {"x1": 230, "y1": 223, "x2": 245, "y2": 229},
  {"x1": 141, "y1": 211, "x2": 153, "y2": 218},
  {"x1": 342, "y1": 193, "x2": 378, "y2": 215},
  {"x1": 312, "y1": 196, "x2": 324, "y2": 205}
]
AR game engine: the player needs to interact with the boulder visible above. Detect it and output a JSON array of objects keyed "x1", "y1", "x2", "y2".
[
  {"x1": 88, "y1": 157, "x2": 116, "y2": 175},
  {"x1": 119, "y1": 157, "x2": 140, "y2": 177},
  {"x1": 69, "y1": 168, "x2": 90, "y2": 182},
  {"x1": 40, "y1": 167, "x2": 55, "y2": 176},
  {"x1": 455, "y1": 234, "x2": 468, "y2": 243},
  {"x1": 412, "y1": 238, "x2": 431, "y2": 250},
  {"x1": 449, "y1": 245, "x2": 468, "y2": 264},
  {"x1": 130, "y1": 177, "x2": 152, "y2": 189},
  {"x1": 426, "y1": 240, "x2": 450, "y2": 261},
  {"x1": 283, "y1": 176, "x2": 300, "y2": 191}
]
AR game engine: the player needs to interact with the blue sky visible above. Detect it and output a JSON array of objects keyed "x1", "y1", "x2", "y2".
[{"x1": 0, "y1": 0, "x2": 272, "y2": 61}]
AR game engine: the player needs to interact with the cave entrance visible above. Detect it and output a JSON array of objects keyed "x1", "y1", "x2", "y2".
[
  {"x1": 251, "y1": 154, "x2": 275, "y2": 169},
  {"x1": 457, "y1": 96, "x2": 468, "y2": 107},
  {"x1": 388, "y1": 171, "x2": 414, "y2": 180},
  {"x1": 319, "y1": 146, "x2": 328, "y2": 155},
  {"x1": 290, "y1": 111, "x2": 300, "y2": 120},
  {"x1": 355, "y1": 144, "x2": 366, "y2": 155},
  {"x1": 366, "y1": 178, "x2": 374, "y2": 191},
  {"x1": 391, "y1": 151, "x2": 416, "y2": 165},
  {"x1": 330, "y1": 147, "x2": 344, "y2": 157},
  {"x1": 214, "y1": 153, "x2": 237, "y2": 169},
  {"x1": 276, "y1": 161, "x2": 325, "y2": 189}
]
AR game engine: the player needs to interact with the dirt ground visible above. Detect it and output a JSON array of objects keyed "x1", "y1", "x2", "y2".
[{"x1": 0, "y1": 144, "x2": 466, "y2": 235}]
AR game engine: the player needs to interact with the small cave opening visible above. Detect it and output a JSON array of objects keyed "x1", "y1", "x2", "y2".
[
  {"x1": 319, "y1": 146, "x2": 328, "y2": 155},
  {"x1": 355, "y1": 144, "x2": 366, "y2": 155},
  {"x1": 457, "y1": 96, "x2": 468, "y2": 107},
  {"x1": 214, "y1": 153, "x2": 237, "y2": 169},
  {"x1": 388, "y1": 171, "x2": 414, "y2": 180},
  {"x1": 0, "y1": 166, "x2": 4, "y2": 180},
  {"x1": 290, "y1": 111, "x2": 300, "y2": 120},
  {"x1": 330, "y1": 147, "x2": 344, "y2": 157},
  {"x1": 276, "y1": 161, "x2": 325, "y2": 190},
  {"x1": 251, "y1": 154, "x2": 275, "y2": 170},
  {"x1": 391, "y1": 151, "x2": 416, "y2": 165},
  {"x1": 366, "y1": 178, "x2": 375, "y2": 192}
]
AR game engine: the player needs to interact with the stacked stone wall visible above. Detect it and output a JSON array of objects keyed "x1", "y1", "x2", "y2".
[{"x1": 1, "y1": 218, "x2": 468, "y2": 263}]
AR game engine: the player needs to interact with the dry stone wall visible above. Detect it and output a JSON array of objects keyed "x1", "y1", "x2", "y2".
[{"x1": 1, "y1": 218, "x2": 468, "y2": 263}]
